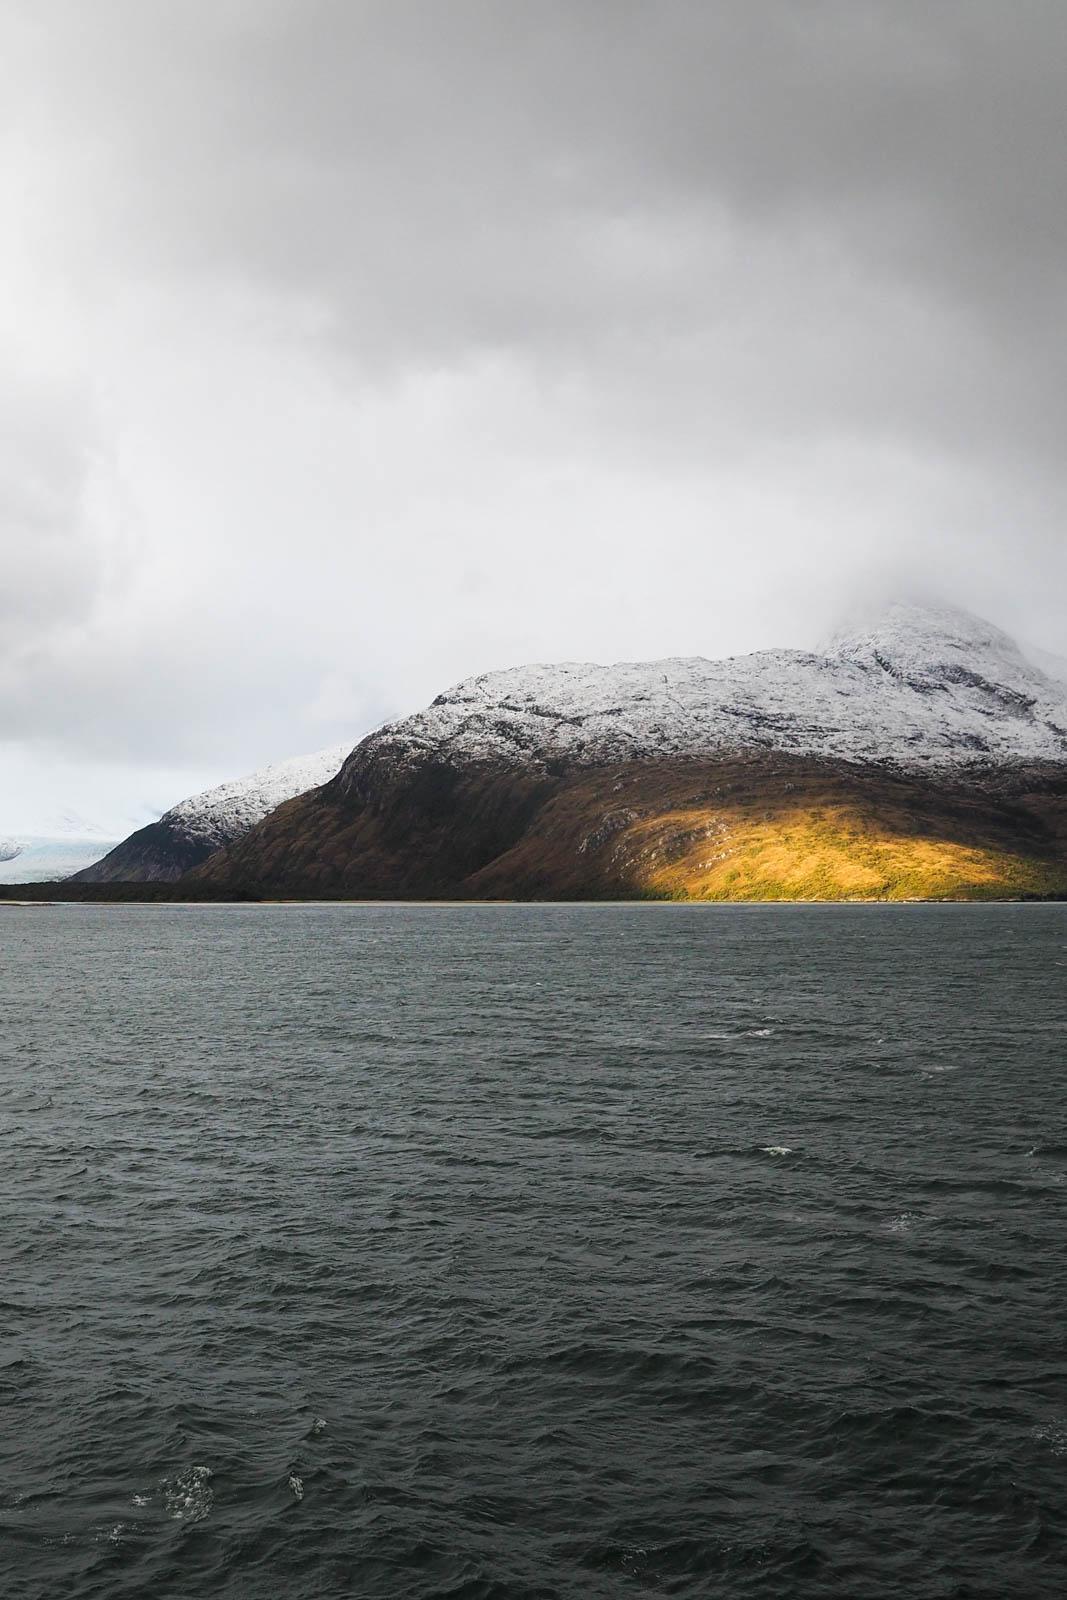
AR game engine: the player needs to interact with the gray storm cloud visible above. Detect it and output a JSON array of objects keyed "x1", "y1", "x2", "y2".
[{"x1": 1, "y1": 0, "x2": 1066, "y2": 823}]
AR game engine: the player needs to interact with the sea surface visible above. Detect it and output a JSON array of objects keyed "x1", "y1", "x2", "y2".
[{"x1": 2, "y1": 903, "x2": 1066, "y2": 1599}]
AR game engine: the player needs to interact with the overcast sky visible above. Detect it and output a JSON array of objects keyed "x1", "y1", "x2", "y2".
[{"x1": 3, "y1": 0, "x2": 1067, "y2": 830}]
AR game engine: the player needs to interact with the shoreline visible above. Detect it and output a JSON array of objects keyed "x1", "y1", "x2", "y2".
[{"x1": 3, "y1": 893, "x2": 1065, "y2": 908}]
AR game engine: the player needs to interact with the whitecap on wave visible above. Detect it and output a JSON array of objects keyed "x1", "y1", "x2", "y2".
[
  {"x1": 162, "y1": 1465, "x2": 214, "y2": 1523},
  {"x1": 704, "y1": 1027, "x2": 776, "y2": 1041},
  {"x1": 1033, "y1": 1420, "x2": 1067, "y2": 1456},
  {"x1": 885, "y1": 1213, "x2": 917, "y2": 1234}
]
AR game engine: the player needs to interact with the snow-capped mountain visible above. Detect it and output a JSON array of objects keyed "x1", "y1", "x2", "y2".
[
  {"x1": 189, "y1": 603, "x2": 1067, "y2": 903},
  {"x1": 72, "y1": 744, "x2": 349, "y2": 883},
  {"x1": 337, "y1": 602, "x2": 1067, "y2": 798}
]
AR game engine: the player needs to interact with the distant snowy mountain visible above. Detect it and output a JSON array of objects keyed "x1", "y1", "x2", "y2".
[{"x1": 72, "y1": 745, "x2": 349, "y2": 883}]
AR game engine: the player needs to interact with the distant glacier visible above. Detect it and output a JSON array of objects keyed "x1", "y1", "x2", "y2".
[{"x1": 0, "y1": 835, "x2": 119, "y2": 884}]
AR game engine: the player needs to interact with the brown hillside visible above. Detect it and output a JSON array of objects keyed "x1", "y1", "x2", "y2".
[{"x1": 185, "y1": 753, "x2": 1067, "y2": 901}]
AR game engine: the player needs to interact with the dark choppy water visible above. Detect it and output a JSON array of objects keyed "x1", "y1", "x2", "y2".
[{"x1": 2, "y1": 903, "x2": 1066, "y2": 1599}]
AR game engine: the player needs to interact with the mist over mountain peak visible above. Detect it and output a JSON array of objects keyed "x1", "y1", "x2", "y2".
[{"x1": 824, "y1": 600, "x2": 1045, "y2": 690}]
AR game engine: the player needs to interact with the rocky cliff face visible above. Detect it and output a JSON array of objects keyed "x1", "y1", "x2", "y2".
[
  {"x1": 72, "y1": 745, "x2": 348, "y2": 883},
  {"x1": 187, "y1": 606, "x2": 1067, "y2": 901}
]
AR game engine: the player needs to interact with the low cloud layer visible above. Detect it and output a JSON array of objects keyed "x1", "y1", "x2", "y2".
[{"x1": 3, "y1": 1, "x2": 1067, "y2": 825}]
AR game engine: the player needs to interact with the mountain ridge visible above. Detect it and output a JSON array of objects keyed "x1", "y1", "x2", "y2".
[{"x1": 331, "y1": 604, "x2": 1067, "y2": 809}]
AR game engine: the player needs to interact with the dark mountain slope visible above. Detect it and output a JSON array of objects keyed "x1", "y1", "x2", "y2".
[{"x1": 186, "y1": 752, "x2": 1067, "y2": 901}]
